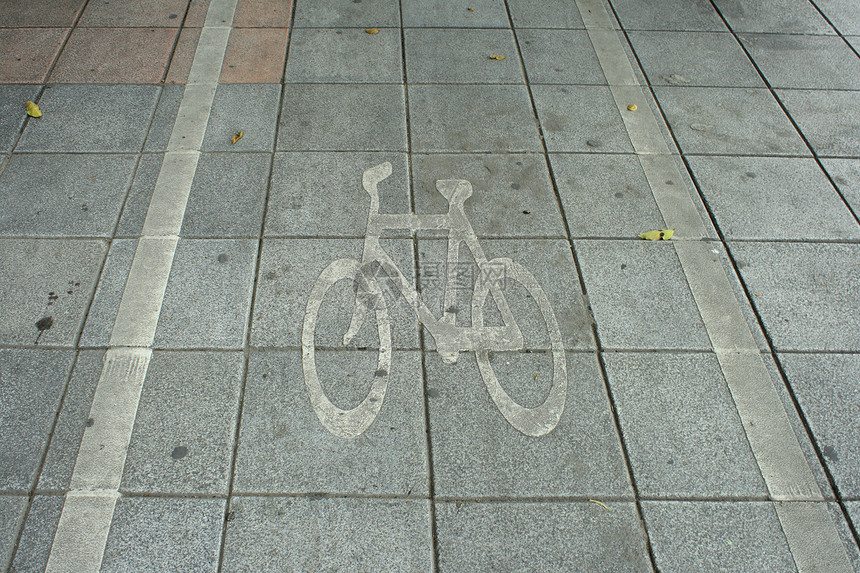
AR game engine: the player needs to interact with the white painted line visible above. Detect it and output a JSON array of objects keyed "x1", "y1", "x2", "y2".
[
  {"x1": 574, "y1": 1, "x2": 853, "y2": 570},
  {"x1": 46, "y1": 0, "x2": 237, "y2": 568}
]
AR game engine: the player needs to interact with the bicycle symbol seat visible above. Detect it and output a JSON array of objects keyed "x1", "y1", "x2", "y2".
[{"x1": 302, "y1": 162, "x2": 567, "y2": 439}]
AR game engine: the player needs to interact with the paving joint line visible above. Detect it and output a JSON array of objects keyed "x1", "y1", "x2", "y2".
[{"x1": 596, "y1": 0, "x2": 856, "y2": 569}]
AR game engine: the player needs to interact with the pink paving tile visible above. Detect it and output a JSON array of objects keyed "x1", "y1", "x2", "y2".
[
  {"x1": 0, "y1": 0, "x2": 86, "y2": 27},
  {"x1": 0, "y1": 28, "x2": 68, "y2": 83},
  {"x1": 220, "y1": 28, "x2": 288, "y2": 83},
  {"x1": 183, "y1": 0, "x2": 211, "y2": 27},
  {"x1": 51, "y1": 28, "x2": 179, "y2": 83},
  {"x1": 233, "y1": 0, "x2": 292, "y2": 27},
  {"x1": 165, "y1": 27, "x2": 201, "y2": 84},
  {"x1": 78, "y1": 0, "x2": 190, "y2": 27}
]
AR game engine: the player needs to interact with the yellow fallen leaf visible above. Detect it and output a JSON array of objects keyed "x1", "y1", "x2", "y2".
[
  {"x1": 627, "y1": 104, "x2": 638, "y2": 111},
  {"x1": 26, "y1": 101, "x2": 42, "y2": 118},
  {"x1": 468, "y1": 7, "x2": 475, "y2": 11},
  {"x1": 639, "y1": 229, "x2": 674, "y2": 241},
  {"x1": 365, "y1": 28, "x2": 379, "y2": 34},
  {"x1": 231, "y1": 130, "x2": 243, "y2": 144},
  {"x1": 588, "y1": 499, "x2": 613, "y2": 511},
  {"x1": 489, "y1": 54, "x2": 506, "y2": 60}
]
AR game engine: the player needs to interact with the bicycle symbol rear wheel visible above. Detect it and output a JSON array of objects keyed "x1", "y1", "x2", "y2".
[
  {"x1": 302, "y1": 258, "x2": 393, "y2": 439},
  {"x1": 472, "y1": 258, "x2": 567, "y2": 437}
]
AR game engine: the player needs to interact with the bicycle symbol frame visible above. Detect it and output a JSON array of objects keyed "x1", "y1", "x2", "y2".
[{"x1": 302, "y1": 163, "x2": 567, "y2": 439}]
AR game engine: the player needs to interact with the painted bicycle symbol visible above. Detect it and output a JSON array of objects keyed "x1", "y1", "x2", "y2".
[{"x1": 302, "y1": 163, "x2": 567, "y2": 439}]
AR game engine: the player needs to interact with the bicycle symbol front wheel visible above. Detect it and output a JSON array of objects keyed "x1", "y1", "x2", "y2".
[
  {"x1": 302, "y1": 258, "x2": 393, "y2": 439},
  {"x1": 473, "y1": 258, "x2": 567, "y2": 437}
]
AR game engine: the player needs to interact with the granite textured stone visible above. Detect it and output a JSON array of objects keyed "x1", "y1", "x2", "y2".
[
  {"x1": 611, "y1": 0, "x2": 726, "y2": 31},
  {"x1": 654, "y1": 86, "x2": 808, "y2": 156},
  {"x1": 409, "y1": 85, "x2": 542, "y2": 153},
  {"x1": 643, "y1": 501, "x2": 795, "y2": 572},
  {"x1": 221, "y1": 497, "x2": 433, "y2": 571},
  {"x1": 778, "y1": 89, "x2": 860, "y2": 158},
  {"x1": 604, "y1": 352, "x2": 767, "y2": 497},
  {"x1": 425, "y1": 351, "x2": 631, "y2": 497},
  {"x1": 278, "y1": 84, "x2": 407, "y2": 152},
  {"x1": 741, "y1": 34, "x2": 860, "y2": 90},
  {"x1": 730, "y1": 242, "x2": 860, "y2": 351},
  {"x1": 815, "y1": 0, "x2": 860, "y2": 34},
  {"x1": 120, "y1": 351, "x2": 243, "y2": 494},
  {"x1": 233, "y1": 350, "x2": 428, "y2": 495},
  {"x1": 518, "y1": 29, "x2": 605, "y2": 85},
  {"x1": 0, "y1": 496, "x2": 26, "y2": 570},
  {"x1": 823, "y1": 158, "x2": 860, "y2": 214},
  {"x1": 713, "y1": 0, "x2": 835, "y2": 34},
  {"x1": 153, "y1": 239, "x2": 257, "y2": 349},
  {"x1": 79, "y1": 240, "x2": 135, "y2": 346},
  {"x1": 115, "y1": 154, "x2": 163, "y2": 237},
  {"x1": 0, "y1": 239, "x2": 107, "y2": 346},
  {"x1": 143, "y1": 85, "x2": 184, "y2": 152},
  {"x1": 101, "y1": 497, "x2": 225, "y2": 572},
  {"x1": 293, "y1": 0, "x2": 401, "y2": 28},
  {"x1": 550, "y1": 153, "x2": 665, "y2": 237},
  {"x1": 10, "y1": 495, "x2": 63, "y2": 573},
  {"x1": 286, "y1": 28, "x2": 402, "y2": 83},
  {"x1": 0, "y1": 350, "x2": 75, "y2": 491},
  {"x1": 201, "y1": 84, "x2": 281, "y2": 152},
  {"x1": 401, "y1": 0, "x2": 509, "y2": 27},
  {"x1": 0, "y1": 85, "x2": 41, "y2": 151},
  {"x1": 688, "y1": 155, "x2": 860, "y2": 240},
  {"x1": 507, "y1": 0, "x2": 586, "y2": 29},
  {"x1": 404, "y1": 28, "x2": 524, "y2": 84},
  {"x1": 435, "y1": 501, "x2": 652, "y2": 571},
  {"x1": 575, "y1": 240, "x2": 710, "y2": 350},
  {"x1": 532, "y1": 85, "x2": 634, "y2": 153},
  {"x1": 0, "y1": 153, "x2": 136, "y2": 237}
]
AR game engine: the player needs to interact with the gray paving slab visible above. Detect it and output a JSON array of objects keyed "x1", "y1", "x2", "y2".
[
  {"x1": 80, "y1": 240, "x2": 135, "y2": 347},
  {"x1": 517, "y1": 29, "x2": 605, "y2": 85},
  {"x1": 251, "y1": 238, "x2": 418, "y2": 348},
  {"x1": 0, "y1": 496, "x2": 25, "y2": 570},
  {"x1": 286, "y1": 28, "x2": 402, "y2": 84},
  {"x1": 401, "y1": 0, "x2": 509, "y2": 28},
  {"x1": 730, "y1": 242, "x2": 860, "y2": 352},
  {"x1": 830, "y1": 501, "x2": 860, "y2": 569},
  {"x1": 779, "y1": 353, "x2": 860, "y2": 498},
  {"x1": 10, "y1": 495, "x2": 63, "y2": 573},
  {"x1": 778, "y1": 89, "x2": 860, "y2": 158},
  {"x1": 550, "y1": 153, "x2": 666, "y2": 237},
  {"x1": 0, "y1": 239, "x2": 106, "y2": 346},
  {"x1": 687, "y1": 155, "x2": 860, "y2": 240},
  {"x1": 507, "y1": 0, "x2": 585, "y2": 29},
  {"x1": 16, "y1": 85, "x2": 159, "y2": 153},
  {"x1": 847, "y1": 36, "x2": 860, "y2": 53},
  {"x1": 116, "y1": 153, "x2": 163, "y2": 237},
  {"x1": 435, "y1": 501, "x2": 651, "y2": 571},
  {"x1": 221, "y1": 497, "x2": 432, "y2": 571},
  {"x1": 153, "y1": 239, "x2": 257, "y2": 349},
  {"x1": 120, "y1": 351, "x2": 243, "y2": 494},
  {"x1": 740, "y1": 34, "x2": 860, "y2": 90},
  {"x1": 816, "y1": 0, "x2": 860, "y2": 34},
  {"x1": 408, "y1": 84, "x2": 541, "y2": 153},
  {"x1": 604, "y1": 352, "x2": 767, "y2": 497},
  {"x1": 532, "y1": 85, "x2": 634, "y2": 153},
  {"x1": 0, "y1": 349, "x2": 74, "y2": 491},
  {"x1": 411, "y1": 153, "x2": 567, "y2": 238},
  {"x1": 202, "y1": 84, "x2": 281, "y2": 152},
  {"x1": 101, "y1": 497, "x2": 225, "y2": 572},
  {"x1": 181, "y1": 152, "x2": 270, "y2": 238},
  {"x1": 611, "y1": 0, "x2": 726, "y2": 31},
  {"x1": 417, "y1": 238, "x2": 596, "y2": 351},
  {"x1": 293, "y1": 0, "x2": 401, "y2": 28},
  {"x1": 628, "y1": 31, "x2": 763, "y2": 88},
  {"x1": 404, "y1": 28, "x2": 523, "y2": 84},
  {"x1": 144, "y1": 84, "x2": 183, "y2": 152},
  {"x1": 642, "y1": 501, "x2": 795, "y2": 572},
  {"x1": 712, "y1": 0, "x2": 835, "y2": 34},
  {"x1": 425, "y1": 351, "x2": 631, "y2": 497},
  {"x1": 575, "y1": 240, "x2": 710, "y2": 350},
  {"x1": 38, "y1": 350, "x2": 102, "y2": 490},
  {"x1": 278, "y1": 84, "x2": 407, "y2": 152},
  {"x1": 0, "y1": 153, "x2": 136, "y2": 237},
  {"x1": 264, "y1": 151, "x2": 410, "y2": 238},
  {"x1": 823, "y1": 157, "x2": 860, "y2": 215},
  {"x1": 233, "y1": 350, "x2": 428, "y2": 495},
  {"x1": 654, "y1": 86, "x2": 809, "y2": 156},
  {"x1": 0, "y1": 85, "x2": 40, "y2": 153},
  {"x1": 849, "y1": 502, "x2": 860, "y2": 531}
]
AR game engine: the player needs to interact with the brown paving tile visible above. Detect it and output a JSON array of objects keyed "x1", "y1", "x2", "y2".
[
  {"x1": 79, "y1": 0, "x2": 190, "y2": 27},
  {"x1": 51, "y1": 28, "x2": 179, "y2": 83},
  {"x1": 184, "y1": 0, "x2": 211, "y2": 27},
  {"x1": 220, "y1": 28, "x2": 287, "y2": 83},
  {"x1": 0, "y1": 28, "x2": 68, "y2": 83},
  {"x1": 165, "y1": 27, "x2": 201, "y2": 84},
  {"x1": 0, "y1": 0, "x2": 86, "y2": 27},
  {"x1": 233, "y1": 0, "x2": 292, "y2": 27}
]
